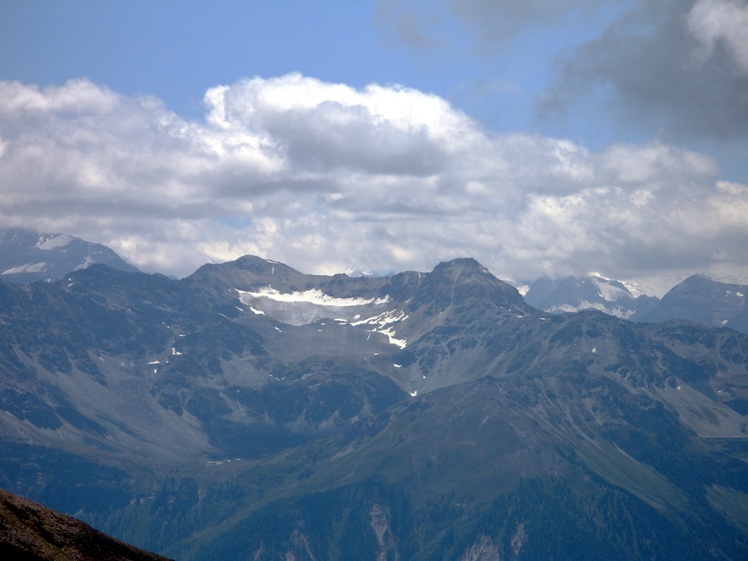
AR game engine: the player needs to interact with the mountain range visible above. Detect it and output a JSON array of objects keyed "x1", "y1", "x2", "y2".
[
  {"x1": 3, "y1": 226, "x2": 745, "y2": 334},
  {"x1": 636, "y1": 274, "x2": 748, "y2": 334},
  {"x1": 523, "y1": 275, "x2": 658, "y2": 318},
  {"x1": 0, "y1": 233, "x2": 747, "y2": 559},
  {"x1": 525, "y1": 273, "x2": 748, "y2": 335}
]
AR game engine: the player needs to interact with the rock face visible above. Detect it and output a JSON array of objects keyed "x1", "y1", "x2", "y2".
[
  {"x1": 0, "y1": 228, "x2": 139, "y2": 284},
  {"x1": 0, "y1": 488, "x2": 171, "y2": 561},
  {"x1": 0, "y1": 255, "x2": 747, "y2": 561}
]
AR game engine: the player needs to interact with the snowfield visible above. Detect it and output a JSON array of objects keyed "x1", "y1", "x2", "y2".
[
  {"x1": 237, "y1": 287, "x2": 407, "y2": 347},
  {"x1": 36, "y1": 234, "x2": 73, "y2": 251},
  {"x1": 239, "y1": 287, "x2": 390, "y2": 307}
]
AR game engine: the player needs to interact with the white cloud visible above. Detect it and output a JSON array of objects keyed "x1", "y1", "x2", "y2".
[
  {"x1": 687, "y1": 0, "x2": 748, "y2": 74},
  {"x1": 202, "y1": 73, "x2": 477, "y2": 176},
  {"x1": 0, "y1": 75, "x2": 746, "y2": 290},
  {"x1": 0, "y1": 79, "x2": 119, "y2": 121}
]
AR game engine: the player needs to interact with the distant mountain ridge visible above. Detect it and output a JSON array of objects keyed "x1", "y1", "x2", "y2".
[
  {"x1": 635, "y1": 274, "x2": 748, "y2": 333},
  {"x1": 524, "y1": 274, "x2": 659, "y2": 319},
  {"x1": 1, "y1": 227, "x2": 745, "y2": 337},
  {"x1": 524, "y1": 273, "x2": 748, "y2": 335},
  {"x1": 0, "y1": 227, "x2": 139, "y2": 283}
]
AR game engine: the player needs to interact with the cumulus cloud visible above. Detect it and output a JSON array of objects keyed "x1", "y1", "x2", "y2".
[
  {"x1": 0, "y1": 75, "x2": 746, "y2": 291},
  {"x1": 687, "y1": 0, "x2": 748, "y2": 73}
]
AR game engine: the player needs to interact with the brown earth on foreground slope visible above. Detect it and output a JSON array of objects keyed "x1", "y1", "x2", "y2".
[{"x1": 0, "y1": 488, "x2": 173, "y2": 561}]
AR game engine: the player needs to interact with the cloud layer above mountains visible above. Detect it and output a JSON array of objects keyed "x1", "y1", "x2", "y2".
[{"x1": 0, "y1": 73, "x2": 745, "y2": 292}]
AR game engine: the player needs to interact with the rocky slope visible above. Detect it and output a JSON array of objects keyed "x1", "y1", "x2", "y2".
[{"x1": 0, "y1": 256, "x2": 746, "y2": 560}]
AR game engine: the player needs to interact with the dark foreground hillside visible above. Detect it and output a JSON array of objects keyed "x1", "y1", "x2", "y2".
[{"x1": 0, "y1": 488, "x2": 171, "y2": 561}]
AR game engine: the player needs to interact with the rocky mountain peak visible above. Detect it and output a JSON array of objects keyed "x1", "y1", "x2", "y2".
[
  {"x1": 186, "y1": 254, "x2": 312, "y2": 296},
  {"x1": 635, "y1": 274, "x2": 747, "y2": 332},
  {"x1": 412, "y1": 257, "x2": 527, "y2": 312}
]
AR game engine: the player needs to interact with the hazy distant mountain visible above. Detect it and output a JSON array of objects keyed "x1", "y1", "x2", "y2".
[
  {"x1": 1, "y1": 256, "x2": 747, "y2": 560},
  {"x1": 524, "y1": 274, "x2": 748, "y2": 336},
  {"x1": 0, "y1": 227, "x2": 139, "y2": 283},
  {"x1": 524, "y1": 275, "x2": 659, "y2": 318},
  {"x1": 634, "y1": 274, "x2": 748, "y2": 334},
  {"x1": 0, "y1": 488, "x2": 172, "y2": 561}
]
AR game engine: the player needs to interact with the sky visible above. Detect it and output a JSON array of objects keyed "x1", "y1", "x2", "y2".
[{"x1": 0, "y1": 0, "x2": 747, "y2": 294}]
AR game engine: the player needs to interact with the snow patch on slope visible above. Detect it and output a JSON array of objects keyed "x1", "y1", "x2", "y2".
[
  {"x1": 240, "y1": 287, "x2": 390, "y2": 307},
  {"x1": 36, "y1": 234, "x2": 73, "y2": 250},
  {"x1": 546, "y1": 300, "x2": 636, "y2": 319},
  {"x1": 237, "y1": 287, "x2": 408, "y2": 347},
  {"x1": 350, "y1": 309, "x2": 408, "y2": 348},
  {"x1": 590, "y1": 276, "x2": 632, "y2": 302},
  {"x1": 2, "y1": 262, "x2": 47, "y2": 275},
  {"x1": 75, "y1": 254, "x2": 94, "y2": 270}
]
